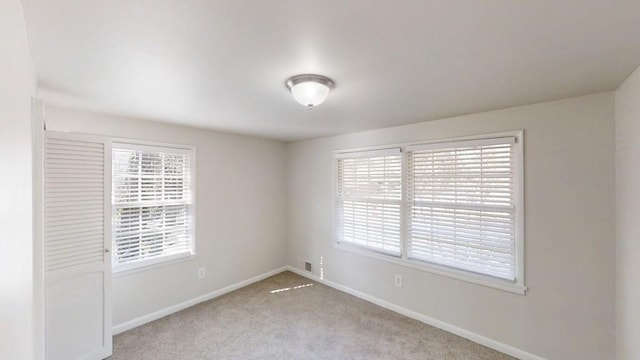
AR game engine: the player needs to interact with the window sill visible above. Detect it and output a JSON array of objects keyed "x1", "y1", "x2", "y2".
[
  {"x1": 334, "y1": 242, "x2": 527, "y2": 295},
  {"x1": 112, "y1": 252, "x2": 196, "y2": 278}
]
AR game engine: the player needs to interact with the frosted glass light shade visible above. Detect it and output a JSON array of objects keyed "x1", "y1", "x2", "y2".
[
  {"x1": 291, "y1": 82, "x2": 330, "y2": 108},
  {"x1": 286, "y1": 74, "x2": 335, "y2": 109}
]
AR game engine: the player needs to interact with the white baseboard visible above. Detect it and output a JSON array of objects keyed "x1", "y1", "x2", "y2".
[
  {"x1": 112, "y1": 266, "x2": 287, "y2": 335},
  {"x1": 285, "y1": 266, "x2": 546, "y2": 360}
]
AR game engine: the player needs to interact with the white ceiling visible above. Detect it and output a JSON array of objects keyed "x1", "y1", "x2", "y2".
[{"x1": 24, "y1": 1, "x2": 640, "y2": 141}]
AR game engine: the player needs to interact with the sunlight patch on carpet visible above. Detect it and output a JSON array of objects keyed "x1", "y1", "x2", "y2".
[{"x1": 270, "y1": 283, "x2": 313, "y2": 294}]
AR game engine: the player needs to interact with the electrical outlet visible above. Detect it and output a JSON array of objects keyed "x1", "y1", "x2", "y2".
[
  {"x1": 198, "y1": 267, "x2": 206, "y2": 279},
  {"x1": 394, "y1": 274, "x2": 402, "y2": 287}
]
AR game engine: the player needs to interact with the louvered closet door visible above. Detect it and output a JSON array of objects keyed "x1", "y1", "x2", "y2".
[{"x1": 44, "y1": 131, "x2": 112, "y2": 360}]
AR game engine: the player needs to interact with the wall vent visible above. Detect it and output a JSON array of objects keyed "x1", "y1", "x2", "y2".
[{"x1": 304, "y1": 261, "x2": 312, "y2": 272}]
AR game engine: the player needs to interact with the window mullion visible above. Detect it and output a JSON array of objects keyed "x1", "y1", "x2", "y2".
[
  {"x1": 161, "y1": 153, "x2": 166, "y2": 253},
  {"x1": 137, "y1": 152, "x2": 142, "y2": 262},
  {"x1": 401, "y1": 149, "x2": 408, "y2": 260}
]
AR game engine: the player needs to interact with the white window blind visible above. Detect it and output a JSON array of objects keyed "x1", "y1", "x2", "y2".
[
  {"x1": 335, "y1": 149, "x2": 402, "y2": 256},
  {"x1": 406, "y1": 137, "x2": 517, "y2": 280},
  {"x1": 112, "y1": 143, "x2": 194, "y2": 270}
]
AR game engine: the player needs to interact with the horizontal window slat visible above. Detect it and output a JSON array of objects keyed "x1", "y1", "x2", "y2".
[
  {"x1": 408, "y1": 249, "x2": 514, "y2": 268},
  {"x1": 408, "y1": 235, "x2": 513, "y2": 255},
  {"x1": 409, "y1": 212, "x2": 513, "y2": 226},
  {"x1": 409, "y1": 219, "x2": 513, "y2": 236},
  {"x1": 116, "y1": 239, "x2": 190, "y2": 248},
  {"x1": 114, "y1": 231, "x2": 191, "y2": 243},
  {"x1": 409, "y1": 230, "x2": 513, "y2": 245}
]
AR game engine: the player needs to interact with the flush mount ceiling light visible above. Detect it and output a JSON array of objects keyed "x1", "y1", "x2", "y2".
[{"x1": 285, "y1": 74, "x2": 335, "y2": 109}]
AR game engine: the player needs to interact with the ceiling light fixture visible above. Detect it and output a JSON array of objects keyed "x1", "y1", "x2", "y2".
[{"x1": 285, "y1": 74, "x2": 335, "y2": 109}]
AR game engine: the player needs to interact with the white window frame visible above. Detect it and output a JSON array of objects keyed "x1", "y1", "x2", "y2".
[
  {"x1": 333, "y1": 130, "x2": 526, "y2": 295},
  {"x1": 335, "y1": 148, "x2": 404, "y2": 256},
  {"x1": 111, "y1": 139, "x2": 196, "y2": 274}
]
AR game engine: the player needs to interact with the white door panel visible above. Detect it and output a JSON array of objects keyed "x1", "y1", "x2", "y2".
[
  {"x1": 46, "y1": 272, "x2": 105, "y2": 359},
  {"x1": 44, "y1": 132, "x2": 112, "y2": 360}
]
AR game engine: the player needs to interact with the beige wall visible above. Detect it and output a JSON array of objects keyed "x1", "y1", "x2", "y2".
[
  {"x1": 615, "y1": 65, "x2": 640, "y2": 359},
  {"x1": 286, "y1": 93, "x2": 616, "y2": 359},
  {"x1": 0, "y1": 0, "x2": 36, "y2": 359},
  {"x1": 45, "y1": 106, "x2": 287, "y2": 327}
]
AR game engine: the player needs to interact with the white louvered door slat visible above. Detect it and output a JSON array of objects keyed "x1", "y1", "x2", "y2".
[
  {"x1": 44, "y1": 131, "x2": 112, "y2": 360},
  {"x1": 406, "y1": 137, "x2": 517, "y2": 280}
]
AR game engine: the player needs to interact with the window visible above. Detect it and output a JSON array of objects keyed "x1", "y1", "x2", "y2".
[
  {"x1": 112, "y1": 143, "x2": 194, "y2": 271},
  {"x1": 335, "y1": 149, "x2": 402, "y2": 256},
  {"x1": 334, "y1": 132, "x2": 525, "y2": 293}
]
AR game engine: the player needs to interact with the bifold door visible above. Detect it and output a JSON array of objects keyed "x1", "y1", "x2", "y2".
[{"x1": 44, "y1": 131, "x2": 112, "y2": 360}]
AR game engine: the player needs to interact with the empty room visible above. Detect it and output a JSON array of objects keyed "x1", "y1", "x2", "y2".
[{"x1": 2, "y1": 1, "x2": 640, "y2": 359}]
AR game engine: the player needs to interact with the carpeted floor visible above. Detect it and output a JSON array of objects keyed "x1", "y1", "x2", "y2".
[{"x1": 109, "y1": 271, "x2": 515, "y2": 360}]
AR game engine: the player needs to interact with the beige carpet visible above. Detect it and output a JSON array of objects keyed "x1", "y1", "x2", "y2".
[{"x1": 109, "y1": 271, "x2": 515, "y2": 360}]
